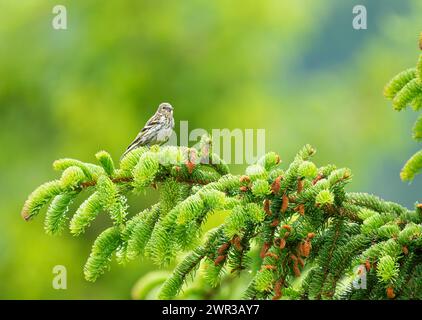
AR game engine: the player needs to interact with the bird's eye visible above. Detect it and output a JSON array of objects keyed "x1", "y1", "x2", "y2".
[{"x1": 159, "y1": 103, "x2": 172, "y2": 112}]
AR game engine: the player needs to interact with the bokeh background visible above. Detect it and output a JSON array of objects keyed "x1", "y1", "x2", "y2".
[{"x1": 1, "y1": 0, "x2": 421, "y2": 299}]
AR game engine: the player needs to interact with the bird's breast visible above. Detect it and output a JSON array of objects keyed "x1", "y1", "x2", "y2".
[{"x1": 157, "y1": 125, "x2": 173, "y2": 142}]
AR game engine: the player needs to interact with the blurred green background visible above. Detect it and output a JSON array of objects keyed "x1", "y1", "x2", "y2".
[{"x1": 1, "y1": 0, "x2": 421, "y2": 299}]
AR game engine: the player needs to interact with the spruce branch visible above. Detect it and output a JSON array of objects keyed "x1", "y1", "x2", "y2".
[
  {"x1": 384, "y1": 33, "x2": 422, "y2": 181},
  {"x1": 21, "y1": 135, "x2": 422, "y2": 299}
]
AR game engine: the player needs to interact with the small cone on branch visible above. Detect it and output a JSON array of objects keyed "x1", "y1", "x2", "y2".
[
  {"x1": 365, "y1": 259, "x2": 371, "y2": 272},
  {"x1": 185, "y1": 149, "x2": 197, "y2": 174},
  {"x1": 298, "y1": 240, "x2": 311, "y2": 257},
  {"x1": 281, "y1": 193, "x2": 289, "y2": 213},
  {"x1": 260, "y1": 242, "x2": 270, "y2": 258},
  {"x1": 265, "y1": 252, "x2": 279, "y2": 259},
  {"x1": 289, "y1": 255, "x2": 301, "y2": 277},
  {"x1": 263, "y1": 199, "x2": 271, "y2": 216},
  {"x1": 307, "y1": 232, "x2": 315, "y2": 240},
  {"x1": 262, "y1": 264, "x2": 277, "y2": 271},
  {"x1": 214, "y1": 255, "x2": 227, "y2": 266},
  {"x1": 231, "y1": 235, "x2": 243, "y2": 251},
  {"x1": 217, "y1": 242, "x2": 230, "y2": 255},
  {"x1": 272, "y1": 279, "x2": 284, "y2": 300},
  {"x1": 295, "y1": 204, "x2": 305, "y2": 216},
  {"x1": 270, "y1": 219, "x2": 279, "y2": 227},
  {"x1": 271, "y1": 176, "x2": 282, "y2": 194},
  {"x1": 279, "y1": 238, "x2": 286, "y2": 249},
  {"x1": 185, "y1": 160, "x2": 195, "y2": 174},
  {"x1": 297, "y1": 178, "x2": 304, "y2": 193},
  {"x1": 386, "y1": 286, "x2": 396, "y2": 299},
  {"x1": 312, "y1": 174, "x2": 323, "y2": 185},
  {"x1": 239, "y1": 175, "x2": 250, "y2": 183},
  {"x1": 282, "y1": 225, "x2": 292, "y2": 231}
]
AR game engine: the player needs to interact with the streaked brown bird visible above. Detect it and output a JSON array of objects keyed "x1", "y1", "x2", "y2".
[{"x1": 122, "y1": 102, "x2": 174, "y2": 158}]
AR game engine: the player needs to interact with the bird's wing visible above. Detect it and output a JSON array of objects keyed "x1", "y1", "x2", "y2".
[
  {"x1": 121, "y1": 113, "x2": 164, "y2": 158},
  {"x1": 139, "y1": 112, "x2": 162, "y2": 134}
]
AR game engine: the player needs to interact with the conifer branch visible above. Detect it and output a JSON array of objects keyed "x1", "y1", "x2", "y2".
[
  {"x1": 21, "y1": 137, "x2": 422, "y2": 299},
  {"x1": 384, "y1": 33, "x2": 422, "y2": 181}
]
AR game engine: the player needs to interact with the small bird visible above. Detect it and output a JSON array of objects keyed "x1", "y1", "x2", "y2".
[{"x1": 122, "y1": 102, "x2": 174, "y2": 158}]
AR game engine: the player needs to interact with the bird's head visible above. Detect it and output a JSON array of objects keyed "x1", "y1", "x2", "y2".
[{"x1": 157, "y1": 102, "x2": 173, "y2": 116}]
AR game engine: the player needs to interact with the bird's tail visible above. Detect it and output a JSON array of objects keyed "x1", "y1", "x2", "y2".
[{"x1": 120, "y1": 141, "x2": 139, "y2": 160}]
